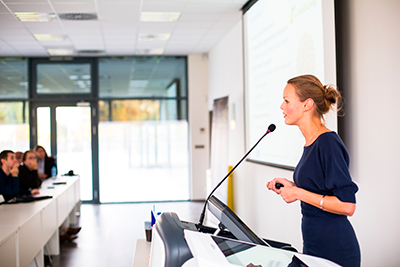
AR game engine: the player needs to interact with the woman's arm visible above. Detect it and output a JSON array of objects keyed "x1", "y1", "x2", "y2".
[{"x1": 280, "y1": 186, "x2": 356, "y2": 216}]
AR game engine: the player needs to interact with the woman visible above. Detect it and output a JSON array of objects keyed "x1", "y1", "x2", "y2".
[
  {"x1": 34, "y1": 145, "x2": 56, "y2": 180},
  {"x1": 267, "y1": 75, "x2": 360, "y2": 267},
  {"x1": 18, "y1": 150, "x2": 40, "y2": 195}
]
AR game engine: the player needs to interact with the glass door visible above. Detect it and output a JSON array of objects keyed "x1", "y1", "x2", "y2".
[
  {"x1": 30, "y1": 57, "x2": 98, "y2": 203},
  {"x1": 33, "y1": 103, "x2": 94, "y2": 201}
]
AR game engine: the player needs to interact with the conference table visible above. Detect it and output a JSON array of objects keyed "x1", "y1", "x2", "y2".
[{"x1": 0, "y1": 175, "x2": 81, "y2": 267}]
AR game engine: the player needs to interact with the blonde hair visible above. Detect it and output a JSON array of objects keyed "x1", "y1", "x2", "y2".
[{"x1": 287, "y1": 74, "x2": 343, "y2": 120}]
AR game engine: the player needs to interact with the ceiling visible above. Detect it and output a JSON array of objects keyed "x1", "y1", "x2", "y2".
[{"x1": 0, "y1": 0, "x2": 248, "y2": 57}]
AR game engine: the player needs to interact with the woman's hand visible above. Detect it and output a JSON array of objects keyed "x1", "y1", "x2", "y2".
[
  {"x1": 279, "y1": 186, "x2": 301, "y2": 203},
  {"x1": 267, "y1": 178, "x2": 299, "y2": 203},
  {"x1": 38, "y1": 173, "x2": 48, "y2": 179},
  {"x1": 266, "y1": 178, "x2": 294, "y2": 193},
  {"x1": 31, "y1": 189, "x2": 40, "y2": 195}
]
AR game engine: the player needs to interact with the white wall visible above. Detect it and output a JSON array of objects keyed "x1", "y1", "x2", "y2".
[
  {"x1": 208, "y1": 19, "x2": 246, "y2": 204},
  {"x1": 337, "y1": 1, "x2": 400, "y2": 266},
  {"x1": 207, "y1": 1, "x2": 400, "y2": 266},
  {"x1": 208, "y1": 19, "x2": 304, "y2": 251},
  {"x1": 188, "y1": 54, "x2": 210, "y2": 201}
]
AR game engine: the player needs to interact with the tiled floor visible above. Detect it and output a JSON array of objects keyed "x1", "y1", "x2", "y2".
[{"x1": 51, "y1": 201, "x2": 204, "y2": 267}]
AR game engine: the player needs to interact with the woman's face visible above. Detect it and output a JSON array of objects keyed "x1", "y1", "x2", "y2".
[
  {"x1": 280, "y1": 84, "x2": 305, "y2": 125},
  {"x1": 24, "y1": 152, "x2": 37, "y2": 170},
  {"x1": 36, "y1": 148, "x2": 45, "y2": 160}
]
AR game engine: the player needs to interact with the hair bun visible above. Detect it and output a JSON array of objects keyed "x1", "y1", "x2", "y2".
[{"x1": 323, "y1": 84, "x2": 338, "y2": 105}]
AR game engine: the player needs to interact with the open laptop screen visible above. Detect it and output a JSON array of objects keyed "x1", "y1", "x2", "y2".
[{"x1": 212, "y1": 236, "x2": 308, "y2": 267}]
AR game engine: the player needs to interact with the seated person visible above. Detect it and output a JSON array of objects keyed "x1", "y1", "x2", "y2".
[
  {"x1": 15, "y1": 151, "x2": 23, "y2": 165},
  {"x1": 18, "y1": 150, "x2": 40, "y2": 196},
  {"x1": 0, "y1": 150, "x2": 20, "y2": 201},
  {"x1": 34, "y1": 145, "x2": 57, "y2": 180}
]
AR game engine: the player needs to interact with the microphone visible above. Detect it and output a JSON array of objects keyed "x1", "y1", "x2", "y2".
[{"x1": 198, "y1": 124, "x2": 276, "y2": 226}]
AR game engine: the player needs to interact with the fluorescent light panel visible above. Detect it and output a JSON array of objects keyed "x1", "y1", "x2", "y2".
[
  {"x1": 138, "y1": 33, "x2": 171, "y2": 41},
  {"x1": 140, "y1": 12, "x2": 180, "y2": 22},
  {"x1": 47, "y1": 48, "x2": 74, "y2": 56},
  {"x1": 15, "y1": 12, "x2": 57, "y2": 22},
  {"x1": 34, "y1": 34, "x2": 68, "y2": 41},
  {"x1": 134, "y1": 48, "x2": 164, "y2": 55}
]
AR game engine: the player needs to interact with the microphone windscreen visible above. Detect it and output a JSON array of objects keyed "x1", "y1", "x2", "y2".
[{"x1": 268, "y1": 124, "x2": 276, "y2": 133}]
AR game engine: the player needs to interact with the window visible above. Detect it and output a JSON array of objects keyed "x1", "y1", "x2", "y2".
[
  {"x1": 0, "y1": 101, "x2": 29, "y2": 152},
  {"x1": 99, "y1": 57, "x2": 187, "y2": 98},
  {"x1": 36, "y1": 63, "x2": 91, "y2": 94},
  {"x1": 98, "y1": 99, "x2": 189, "y2": 202},
  {"x1": 0, "y1": 58, "x2": 28, "y2": 99}
]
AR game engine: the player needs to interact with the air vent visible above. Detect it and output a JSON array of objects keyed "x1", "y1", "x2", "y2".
[
  {"x1": 78, "y1": 50, "x2": 105, "y2": 55},
  {"x1": 59, "y1": 13, "x2": 97, "y2": 21}
]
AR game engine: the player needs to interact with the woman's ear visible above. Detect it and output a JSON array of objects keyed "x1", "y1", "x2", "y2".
[{"x1": 303, "y1": 99, "x2": 314, "y2": 111}]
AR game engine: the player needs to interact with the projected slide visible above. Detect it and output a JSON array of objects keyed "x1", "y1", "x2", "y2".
[{"x1": 244, "y1": 0, "x2": 336, "y2": 168}]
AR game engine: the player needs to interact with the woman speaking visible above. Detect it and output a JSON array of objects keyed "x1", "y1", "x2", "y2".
[{"x1": 267, "y1": 75, "x2": 360, "y2": 267}]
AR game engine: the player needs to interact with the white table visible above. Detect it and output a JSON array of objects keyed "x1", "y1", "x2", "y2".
[
  {"x1": 132, "y1": 239, "x2": 151, "y2": 267},
  {"x1": 0, "y1": 175, "x2": 81, "y2": 267}
]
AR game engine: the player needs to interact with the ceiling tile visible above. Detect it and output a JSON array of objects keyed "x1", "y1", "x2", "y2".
[
  {"x1": 96, "y1": 0, "x2": 141, "y2": 3},
  {"x1": 1, "y1": 34, "x2": 37, "y2": 41},
  {"x1": 50, "y1": 0, "x2": 94, "y2": 2},
  {"x1": 0, "y1": 48, "x2": 21, "y2": 56},
  {"x1": 0, "y1": 13, "x2": 20, "y2": 21},
  {"x1": 11, "y1": 43, "x2": 44, "y2": 49},
  {"x1": 4, "y1": 0, "x2": 48, "y2": 3},
  {"x1": 62, "y1": 21, "x2": 101, "y2": 29},
  {"x1": 52, "y1": 3, "x2": 96, "y2": 13},
  {"x1": 184, "y1": 4, "x2": 229, "y2": 13},
  {"x1": 36, "y1": 39, "x2": 73, "y2": 47},
  {"x1": 172, "y1": 28, "x2": 208, "y2": 35},
  {"x1": 23, "y1": 22, "x2": 64, "y2": 31},
  {"x1": 174, "y1": 21, "x2": 214, "y2": 29},
  {"x1": 178, "y1": 13, "x2": 220, "y2": 22},
  {"x1": 0, "y1": 0, "x2": 249, "y2": 57},
  {"x1": 0, "y1": 28, "x2": 30, "y2": 35},
  {"x1": 139, "y1": 21, "x2": 177, "y2": 31},
  {"x1": 102, "y1": 29, "x2": 137, "y2": 35},
  {"x1": 141, "y1": 3, "x2": 186, "y2": 12},
  {"x1": 104, "y1": 36, "x2": 136, "y2": 42},
  {"x1": 6, "y1": 3, "x2": 53, "y2": 13},
  {"x1": 99, "y1": 14, "x2": 140, "y2": 22},
  {"x1": 135, "y1": 42, "x2": 166, "y2": 49},
  {"x1": 69, "y1": 34, "x2": 103, "y2": 42},
  {"x1": 73, "y1": 43, "x2": 105, "y2": 50},
  {"x1": 100, "y1": 22, "x2": 139, "y2": 30},
  {"x1": 168, "y1": 35, "x2": 203, "y2": 43},
  {"x1": 0, "y1": 5, "x2": 10, "y2": 12},
  {"x1": 97, "y1": 3, "x2": 140, "y2": 13}
]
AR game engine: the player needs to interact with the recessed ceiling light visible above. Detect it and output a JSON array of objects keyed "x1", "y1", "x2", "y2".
[
  {"x1": 140, "y1": 12, "x2": 180, "y2": 22},
  {"x1": 130, "y1": 80, "x2": 149, "y2": 88},
  {"x1": 134, "y1": 48, "x2": 164, "y2": 55},
  {"x1": 138, "y1": 33, "x2": 171, "y2": 41},
  {"x1": 15, "y1": 12, "x2": 57, "y2": 22},
  {"x1": 47, "y1": 48, "x2": 74, "y2": 56},
  {"x1": 34, "y1": 34, "x2": 67, "y2": 41}
]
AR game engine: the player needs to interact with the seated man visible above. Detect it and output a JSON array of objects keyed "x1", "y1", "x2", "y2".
[
  {"x1": 18, "y1": 150, "x2": 40, "y2": 196},
  {"x1": 0, "y1": 150, "x2": 20, "y2": 201}
]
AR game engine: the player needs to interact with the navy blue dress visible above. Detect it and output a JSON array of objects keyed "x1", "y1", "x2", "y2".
[{"x1": 293, "y1": 132, "x2": 360, "y2": 267}]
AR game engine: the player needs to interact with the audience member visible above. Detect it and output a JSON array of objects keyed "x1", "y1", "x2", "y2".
[
  {"x1": 18, "y1": 150, "x2": 40, "y2": 196},
  {"x1": 15, "y1": 151, "x2": 23, "y2": 165},
  {"x1": 34, "y1": 145, "x2": 57, "y2": 180},
  {"x1": 0, "y1": 150, "x2": 20, "y2": 201}
]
